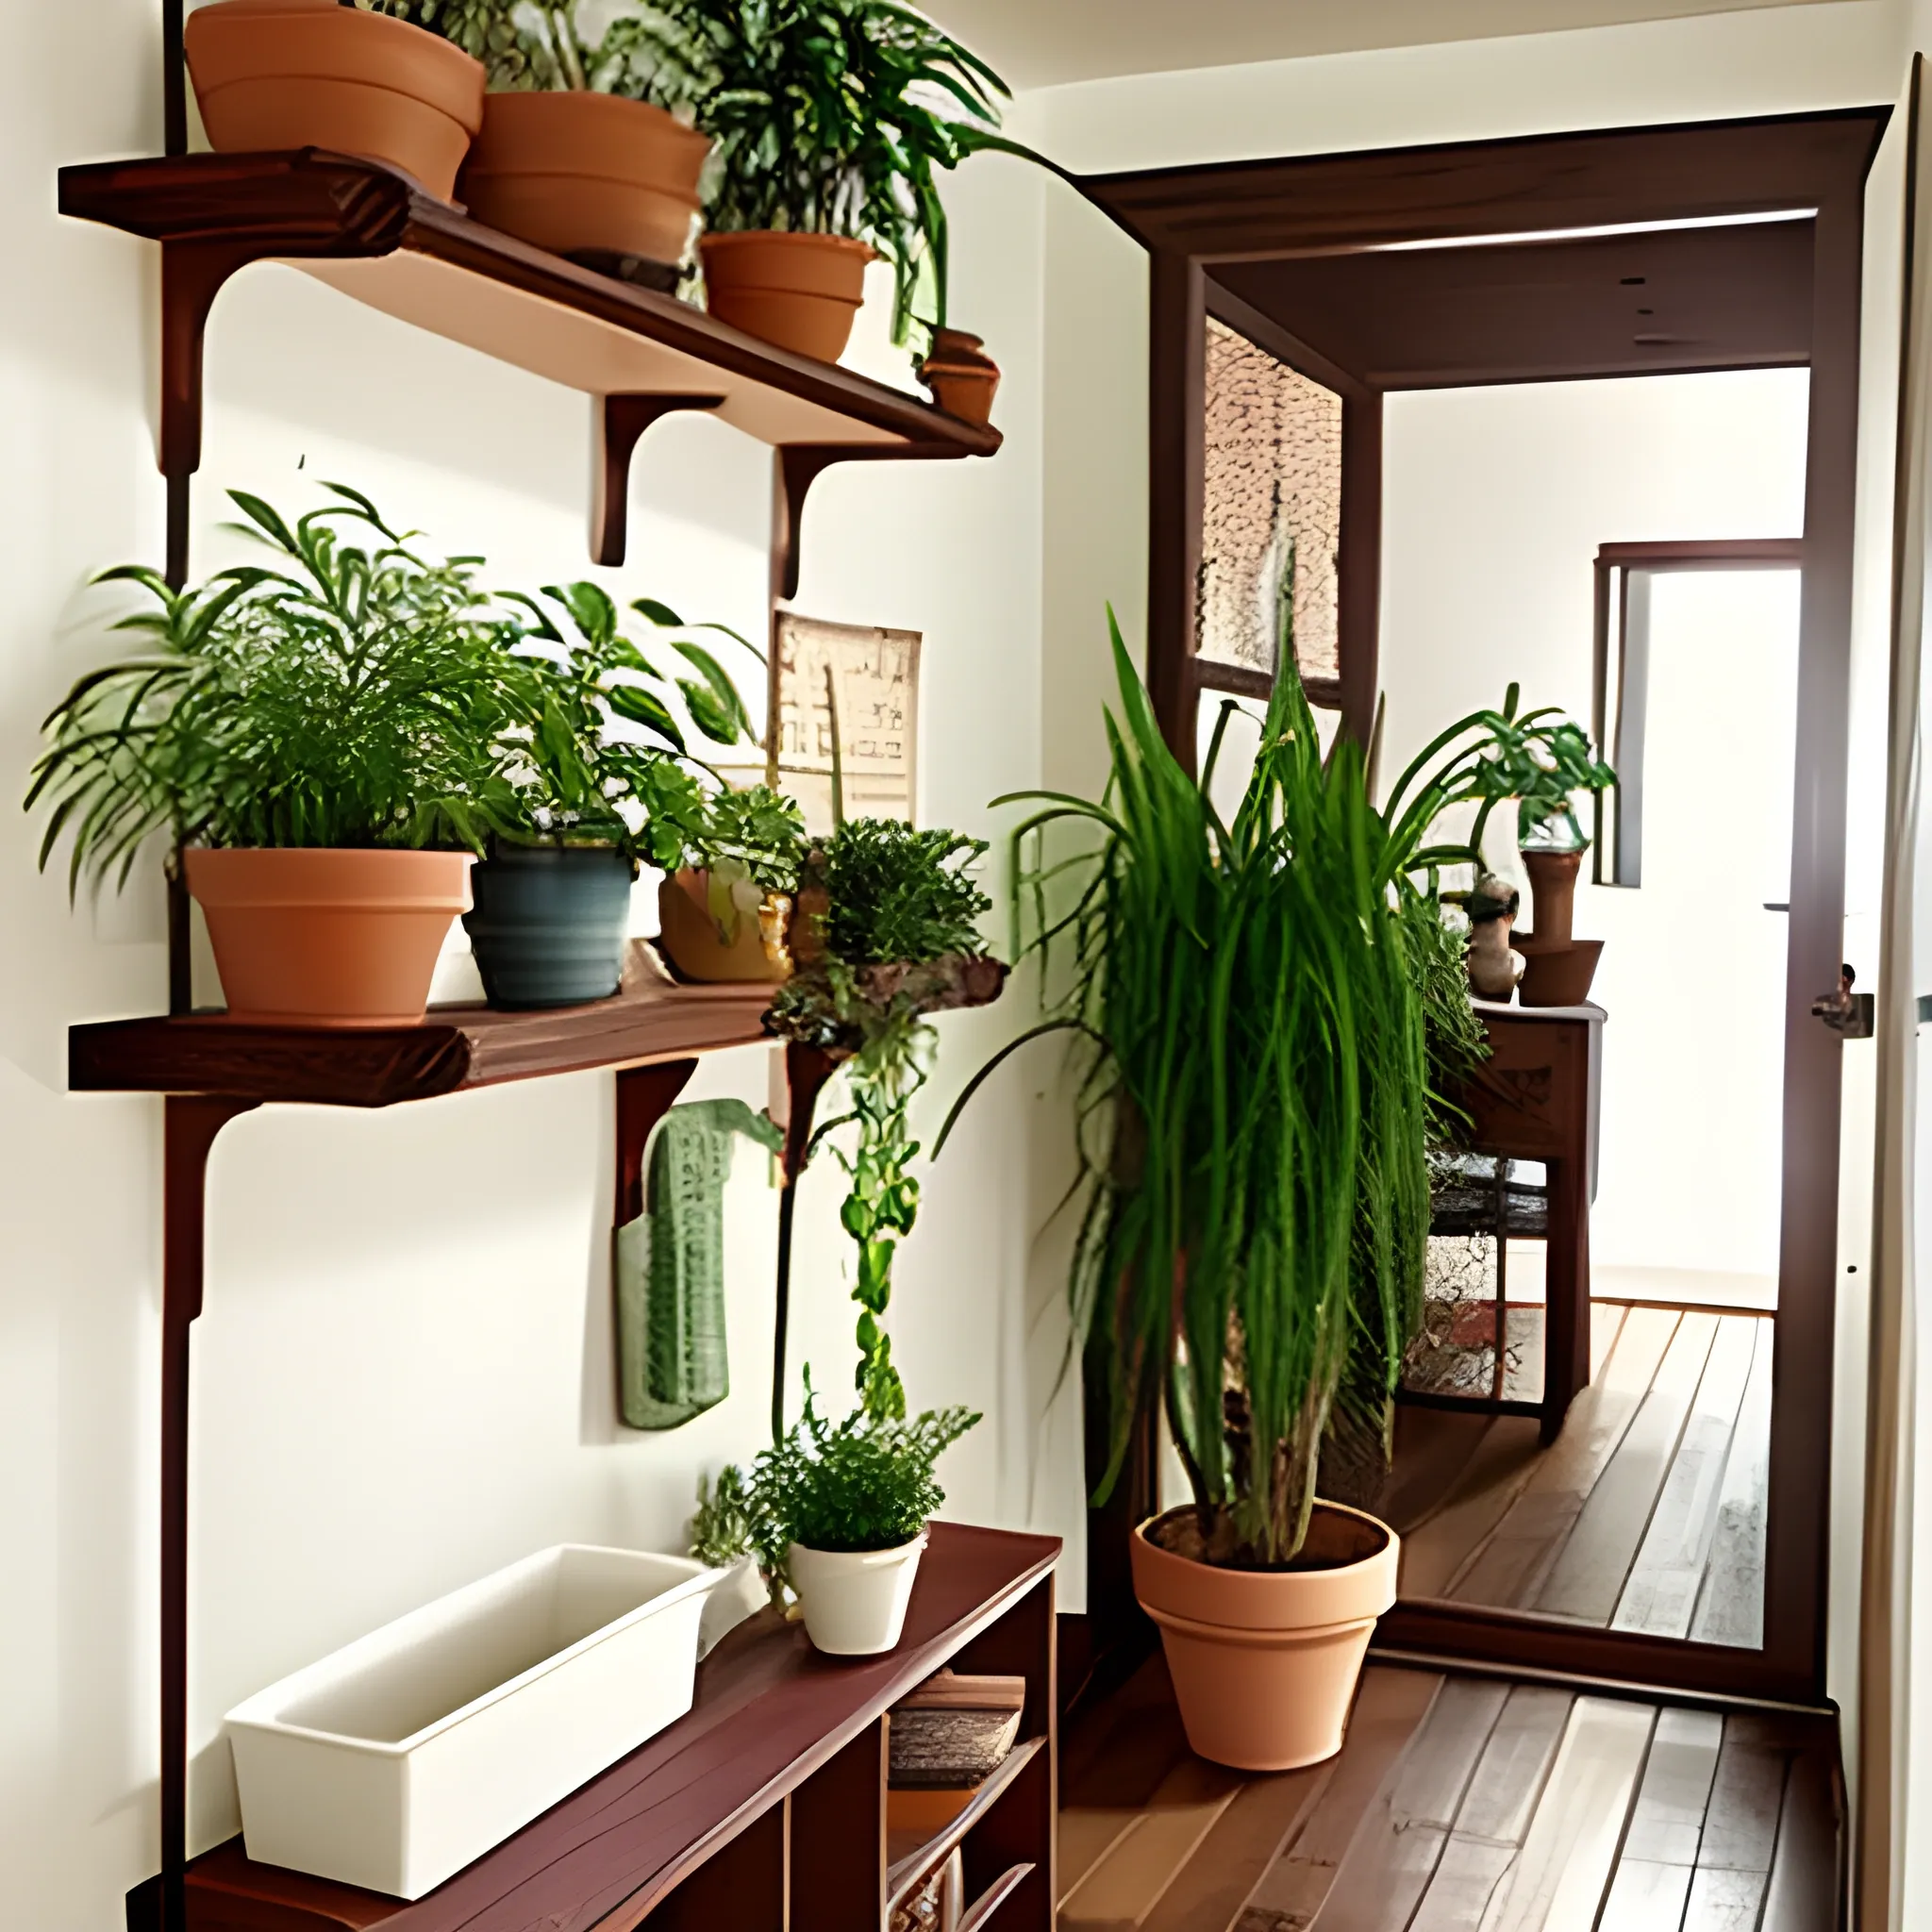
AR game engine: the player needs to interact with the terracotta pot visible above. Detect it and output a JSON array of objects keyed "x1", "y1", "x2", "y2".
[
  {"x1": 1517, "y1": 936, "x2": 1605, "y2": 1008},
  {"x1": 1130, "y1": 1502, "x2": 1398, "y2": 1772},
  {"x1": 184, "y1": 0, "x2": 485, "y2": 201},
  {"x1": 656, "y1": 869, "x2": 789, "y2": 984},
  {"x1": 184, "y1": 847, "x2": 473, "y2": 1026},
  {"x1": 1521, "y1": 848, "x2": 1583, "y2": 948},
  {"x1": 699, "y1": 232, "x2": 875, "y2": 361},
  {"x1": 461, "y1": 91, "x2": 710, "y2": 268},
  {"x1": 918, "y1": 327, "x2": 1001, "y2": 425}
]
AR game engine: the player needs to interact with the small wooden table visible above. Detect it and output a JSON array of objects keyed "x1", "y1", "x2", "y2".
[{"x1": 1425, "y1": 1001, "x2": 1605, "y2": 1443}]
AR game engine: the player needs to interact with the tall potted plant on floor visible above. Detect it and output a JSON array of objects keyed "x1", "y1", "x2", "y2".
[
  {"x1": 945, "y1": 616, "x2": 1491, "y2": 1771},
  {"x1": 468, "y1": 580, "x2": 760, "y2": 1008},
  {"x1": 29, "y1": 485, "x2": 527, "y2": 1025}
]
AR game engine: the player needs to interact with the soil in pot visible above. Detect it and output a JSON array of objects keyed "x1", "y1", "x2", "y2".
[
  {"x1": 460, "y1": 92, "x2": 710, "y2": 269},
  {"x1": 1131, "y1": 1502, "x2": 1399, "y2": 1772},
  {"x1": 463, "y1": 843, "x2": 635, "y2": 1010},
  {"x1": 656, "y1": 870, "x2": 789, "y2": 984},
  {"x1": 788, "y1": 1533, "x2": 927, "y2": 1656},
  {"x1": 184, "y1": 0, "x2": 486, "y2": 201},
  {"x1": 699, "y1": 233, "x2": 874, "y2": 361},
  {"x1": 185, "y1": 847, "x2": 473, "y2": 1026}
]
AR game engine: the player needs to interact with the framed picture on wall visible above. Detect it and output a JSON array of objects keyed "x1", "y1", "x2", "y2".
[{"x1": 765, "y1": 613, "x2": 922, "y2": 832}]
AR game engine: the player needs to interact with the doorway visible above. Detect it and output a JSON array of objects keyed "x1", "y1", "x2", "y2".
[{"x1": 1080, "y1": 108, "x2": 1887, "y2": 1703}]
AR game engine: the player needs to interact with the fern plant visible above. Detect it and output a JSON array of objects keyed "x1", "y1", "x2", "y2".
[{"x1": 28, "y1": 486, "x2": 528, "y2": 891}]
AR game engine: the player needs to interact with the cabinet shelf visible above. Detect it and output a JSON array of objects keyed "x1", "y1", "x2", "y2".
[
  {"x1": 57, "y1": 148, "x2": 1002, "y2": 582},
  {"x1": 886, "y1": 1736, "x2": 1047, "y2": 1915},
  {"x1": 70, "y1": 942, "x2": 772, "y2": 1107},
  {"x1": 130, "y1": 1523, "x2": 1058, "y2": 1932}
]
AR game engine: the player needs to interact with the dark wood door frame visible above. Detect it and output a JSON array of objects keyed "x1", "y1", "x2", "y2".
[{"x1": 1081, "y1": 108, "x2": 1888, "y2": 1706}]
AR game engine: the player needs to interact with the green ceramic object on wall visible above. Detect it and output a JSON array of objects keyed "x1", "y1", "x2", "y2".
[{"x1": 618, "y1": 1100, "x2": 782, "y2": 1429}]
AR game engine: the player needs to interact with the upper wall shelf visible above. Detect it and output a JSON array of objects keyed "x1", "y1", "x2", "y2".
[
  {"x1": 57, "y1": 149, "x2": 1002, "y2": 587},
  {"x1": 70, "y1": 942, "x2": 772, "y2": 1108}
]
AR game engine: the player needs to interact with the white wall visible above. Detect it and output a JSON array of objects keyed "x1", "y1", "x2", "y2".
[{"x1": 0, "y1": 16, "x2": 1063, "y2": 1925}]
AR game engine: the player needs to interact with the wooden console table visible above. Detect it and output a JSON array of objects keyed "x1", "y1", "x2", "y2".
[
  {"x1": 1426, "y1": 1001, "x2": 1605, "y2": 1444},
  {"x1": 129, "y1": 1522, "x2": 1058, "y2": 1932}
]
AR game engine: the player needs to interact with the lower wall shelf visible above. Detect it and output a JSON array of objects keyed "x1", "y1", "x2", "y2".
[{"x1": 127, "y1": 1523, "x2": 1058, "y2": 1931}]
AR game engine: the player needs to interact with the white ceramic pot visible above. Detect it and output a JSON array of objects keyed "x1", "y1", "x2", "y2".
[{"x1": 789, "y1": 1531, "x2": 928, "y2": 1656}]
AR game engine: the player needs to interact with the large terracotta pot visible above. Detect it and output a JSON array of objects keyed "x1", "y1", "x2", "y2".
[
  {"x1": 184, "y1": 0, "x2": 485, "y2": 201},
  {"x1": 1131, "y1": 1502, "x2": 1399, "y2": 1772},
  {"x1": 461, "y1": 92, "x2": 711, "y2": 268},
  {"x1": 185, "y1": 847, "x2": 473, "y2": 1026},
  {"x1": 1517, "y1": 935, "x2": 1605, "y2": 1007},
  {"x1": 656, "y1": 869, "x2": 789, "y2": 984},
  {"x1": 699, "y1": 232, "x2": 874, "y2": 361},
  {"x1": 1521, "y1": 848, "x2": 1583, "y2": 948}
]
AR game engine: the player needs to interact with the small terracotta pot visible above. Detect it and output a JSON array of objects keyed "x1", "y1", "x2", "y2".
[
  {"x1": 918, "y1": 327, "x2": 1001, "y2": 425},
  {"x1": 655, "y1": 869, "x2": 790, "y2": 984},
  {"x1": 699, "y1": 232, "x2": 875, "y2": 361},
  {"x1": 1521, "y1": 848, "x2": 1583, "y2": 949},
  {"x1": 184, "y1": 0, "x2": 485, "y2": 201},
  {"x1": 1131, "y1": 1502, "x2": 1398, "y2": 1772},
  {"x1": 461, "y1": 91, "x2": 711, "y2": 268},
  {"x1": 185, "y1": 847, "x2": 474, "y2": 1027},
  {"x1": 1517, "y1": 936, "x2": 1605, "y2": 1008}
]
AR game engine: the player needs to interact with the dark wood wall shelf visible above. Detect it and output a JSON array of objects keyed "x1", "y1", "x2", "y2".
[
  {"x1": 127, "y1": 1524, "x2": 1058, "y2": 1932},
  {"x1": 57, "y1": 148, "x2": 1002, "y2": 585},
  {"x1": 71, "y1": 941, "x2": 771, "y2": 1106}
]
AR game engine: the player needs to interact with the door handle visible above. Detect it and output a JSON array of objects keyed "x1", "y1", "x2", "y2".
[{"x1": 1811, "y1": 963, "x2": 1874, "y2": 1039}]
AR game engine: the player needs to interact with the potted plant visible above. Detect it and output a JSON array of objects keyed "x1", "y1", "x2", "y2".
[
  {"x1": 671, "y1": 0, "x2": 1025, "y2": 363},
  {"x1": 941, "y1": 617, "x2": 1507, "y2": 1770},
  {"x1": 653, "y1": 782, "x2": 808, "y2": 983},
  {"x1": 187, "y1": 0, "x2": 486, "y2": 201},
  {"x1": 1388, "y1": 684, "x2": 1616, "y2": 1004},
  {"x1": 29, "y1": 485, "x2": 523, "y2": 1025},
  {"x1": 365, "y1": 1, "x2": 714, "y2": 278},
  {"x1": 468, "y1": 581, "x2": 760, "y2": 1008}
]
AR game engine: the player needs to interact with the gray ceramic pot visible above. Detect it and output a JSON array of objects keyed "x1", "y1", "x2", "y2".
[{"x1": 463, "y1": 842, "x2": 636, "y2": 1009}]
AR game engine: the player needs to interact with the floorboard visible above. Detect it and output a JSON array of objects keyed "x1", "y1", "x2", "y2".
[{"x1": 1689, "y1": 1325, "x2": 1774, "y2": 1650}]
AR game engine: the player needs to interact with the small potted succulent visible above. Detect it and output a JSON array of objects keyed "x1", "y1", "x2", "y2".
[
  {"x1": 756, "y1": 1379, "x2": 977, "y2": 1655},
  {"x1": 186, "y1": 0, "x2": 487, "y2": 201},
  {"x1": 465, "y1": 582, "x2": 760, "y2": 1008},
  {"x1": 653, "y1": 782, "x2": 807, "y2": 983},
  {"x1": 676, "y1": 0, "x2": 1025, "y2": 364},
  {"x1": 29, "y1": 485, "x2": 521, "y2": 1025},
  {"x1": 365, "y1": 0, "x2": 714, "y2": 279}
]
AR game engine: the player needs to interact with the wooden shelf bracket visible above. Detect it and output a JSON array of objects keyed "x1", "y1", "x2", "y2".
[{"x1": 593, "y1": 394, "x2": 724, "y2": 566}]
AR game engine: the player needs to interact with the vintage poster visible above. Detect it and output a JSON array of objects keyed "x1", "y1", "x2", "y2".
[{"x1": 766, "y1": 613, "x2": 922, "y2": 833}]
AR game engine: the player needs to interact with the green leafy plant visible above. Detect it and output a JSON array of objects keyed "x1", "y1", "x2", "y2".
[
  {"x1": 672, "y1": 0, "x2": 1031, "y2": 343},
  {"x1": 814, "y1": 817, "x2": 991, "y2": 964},
  {"x1": 496, "y1": 581, "x2": 759, "y2": 863},
  {"x1": 658, "y1": 780, "x2": 807, "y2": 891},
  {"x1": 754, "y1": 1372, "x2": 977, "y2": 1553},
  {"x1": 28, "y1": 486, "x2": 527, "y2": 891},
  {"x1": 361, "y1": 1, "x2": 701, "y2": 104},
  {"x1": 690, "y1": 1462, "x2": 788, "y2": 1581},
  {"x1": 942, "y1": 613, "x2": 1501, "y2": 1569}
]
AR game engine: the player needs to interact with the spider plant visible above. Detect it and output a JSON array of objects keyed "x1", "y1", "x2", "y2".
[
  {"x1": 671, "y1": 0, "x2": 1034, "y2": 344},
  {"x1": 27, "y1": 485, "x2": 526, "y2": 891},
  {"x1": 941, "y1": 613, "x2": 1503, "y2": 1569},
  {"x1": 495, "y1": 579, "x2": 761, "y2": 865}
]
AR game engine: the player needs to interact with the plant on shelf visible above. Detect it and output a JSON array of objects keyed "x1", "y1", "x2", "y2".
[
  {"x1": 653, "y1": 780, "x2": 808, "y2": 984},
  {"x1": 768, "y1": 816, "x2": 1005, "y2": 1423},
  {"x1": 671, "y1": 0, "x2": 1032, "y2": 369},
  {"x1": 28, "y1": 484, "x2": 527, "y2": 1025},
  {"x1": 361, "y1": 0, "x2": 715, "y2": 275},
  {"x1": 464, "y1": 579, "x2": 762, "y2": 1008}
]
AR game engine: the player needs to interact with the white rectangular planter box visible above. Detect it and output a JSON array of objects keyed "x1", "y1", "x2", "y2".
[{"x1": 226, "y1": 1545, "x2": 720, "y2": 1899}]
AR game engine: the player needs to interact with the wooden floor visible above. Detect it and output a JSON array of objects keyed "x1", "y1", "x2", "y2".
[
  {"x1": 1057, "y1": 1657, "x2": 1840, "y2": 1931},
  {"x1": 1380, "y1": 1302, "x2": 1773, "y2": 1646}
]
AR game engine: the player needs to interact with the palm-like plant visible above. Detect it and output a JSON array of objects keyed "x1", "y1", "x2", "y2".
[
  {"x1": 28, "y1": 486, "x2": 526, "y2": 891},
  {"x1": 672, "y1": 0, "x2": 1029, "y2": 343}
]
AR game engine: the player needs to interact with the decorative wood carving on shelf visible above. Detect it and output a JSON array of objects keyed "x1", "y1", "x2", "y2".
[{"x1": 57, "y1": 149, "x2": 1002, "y2": 578}]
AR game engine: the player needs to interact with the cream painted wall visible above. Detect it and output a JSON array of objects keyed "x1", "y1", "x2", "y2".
[{"x1": 0, "y1": 16, "x2": 1061, "y2": 1927}]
